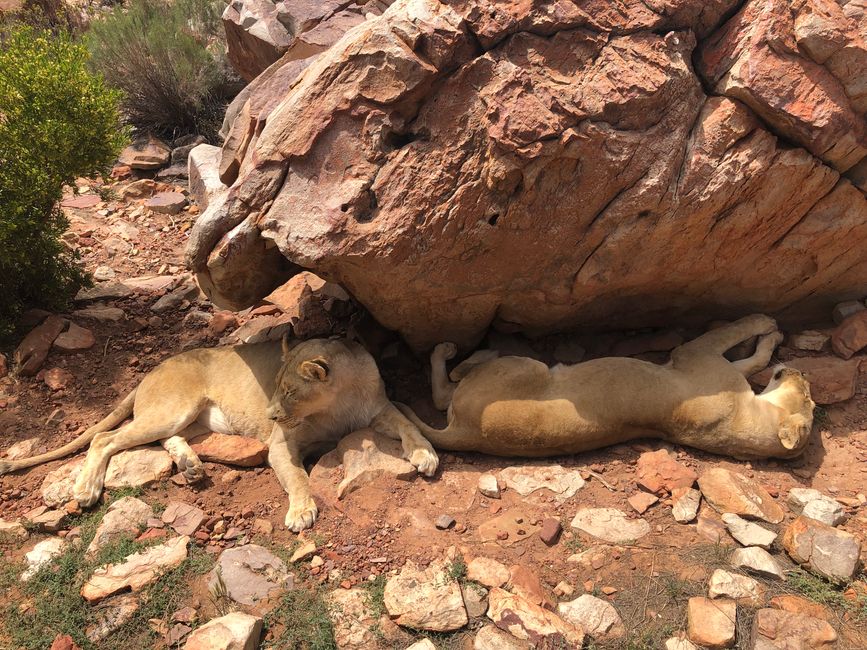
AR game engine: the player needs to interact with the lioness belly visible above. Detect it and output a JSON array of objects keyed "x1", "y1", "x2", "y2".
[
  {"x1": 197, "y1": 405, "x2": 235, "y2": 435},
  {"x1": 477, "y1": 399, "x2": 619, "y2": 455}
]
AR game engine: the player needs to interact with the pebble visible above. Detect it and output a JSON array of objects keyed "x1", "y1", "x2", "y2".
[{"x1": 435, "y1": 514, "x2": 456, "y2": 530}]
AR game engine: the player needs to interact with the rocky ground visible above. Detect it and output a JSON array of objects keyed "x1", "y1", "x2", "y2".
[{"x1": 0, "y1": 155, "x2": 866, "y2": 649}]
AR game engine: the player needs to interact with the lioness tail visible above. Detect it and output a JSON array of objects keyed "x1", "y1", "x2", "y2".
[
  {"x1": 393, "y1": 402, "x2": 471, "y2": 451},
  {"x1": 0, "y1": 387, "x2": 138, "y2": 475}
]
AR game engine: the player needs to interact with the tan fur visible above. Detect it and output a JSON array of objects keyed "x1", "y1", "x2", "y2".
[
  {"x1": 0, "y1": 337, "x2": 438, "y2": 532},
  {"x1": 398, "y1": 315, "x2": 815, "y2": 460}
]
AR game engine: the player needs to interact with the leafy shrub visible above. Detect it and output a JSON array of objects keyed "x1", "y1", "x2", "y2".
[
  {"x1": 0, "y1": 24, "x2": 127, "y2": 342},
  {"x1": 86, "y1": 0, "x2": 236, "y2": 139}
]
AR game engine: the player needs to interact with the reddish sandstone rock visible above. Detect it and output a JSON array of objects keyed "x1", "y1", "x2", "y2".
[
  {"x1": 750, "y1": 608, "x2": 837, "y2": 649},
  {"x1": 782, "y1": 515, "x2": 861, "y2": 581},
  {"x1": 53, "y1": 322, "x2": 95, "y2": 353},
  {"x1": 146, "y1": 192, "x2": 188, "y2": 215},
  {"x1": 698, "y1": 0, "x2": 867, "y2": 172},
  {"x1": 636, "y1": 450, "x2": 698, "y2": 495},
  {"x1": 831, "y1": 310, "x2": 867, "y2": 358},
  {"x1": 189, "y1": 432, "x2": 268, "y2": 467},
  {"x1": 687, "y1": 597, "x2": 736, "y2": 649},
  {"x1": 189, "y1": 0, "x2": 867, "y2": 350},
  {"x1": 118, "y1": 135, "x2": 171, "y2": 170},
  {"x1": 43, "y1": 367, "x2": 74, "y2": 390},
  {"x1": 14, "y1": 315, "x2": 67, "y2": 376},
  {"x1": 697, "y1": 468, "x2": 784, "y2": 524}
]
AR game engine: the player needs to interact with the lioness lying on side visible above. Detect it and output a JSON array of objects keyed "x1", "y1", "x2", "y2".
[
  {"x1": 398, "y1": 315, "x2": 815, "y2": 460},
  {"x1": 0, "y1": 338, "x2": 438, "y2": 531}
]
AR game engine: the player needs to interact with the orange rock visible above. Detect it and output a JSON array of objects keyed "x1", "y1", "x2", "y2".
[
  {"x1": 189, "y1": 432, "x2": 268, "y2": 467},
  {"x1": 831, "y1": 310, "x2": 867, "y2": 359},
  {"x1": 508, "y1": 564, "x2": 554, "y2": 609},
  {"x1": 769, "y1": 594, "x2": 832, "y2": 622}
]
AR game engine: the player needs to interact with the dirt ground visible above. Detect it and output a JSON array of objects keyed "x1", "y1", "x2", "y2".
[{"x1": 0, "y1": 174, "x2": 865, "y2": 649}]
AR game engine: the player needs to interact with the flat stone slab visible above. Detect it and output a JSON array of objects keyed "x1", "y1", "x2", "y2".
[
  {"x1": 325, "y1": 588, "x2": 377, "y2": 650},
  {"x1": 556, "y1": 594, "x2": 625, "y2": 640},
  {"x1": 571, "y1": 508, "x2": 650, "y2": 544},
  {"x1": 208, "y1": 544, "x2": 292, "y2": 606},
  {"x1": 384, "y1": 559, "x2": 468, "y2": 632},
  {"x1": 486, "y1": 587, "x2": 584, "y2": 647},
  {"x1": 499, "y1": 464, "x2": 585, "y2": 503},
  {"x1": 22, "y1": 537, "x2": 66, "y2": 581},
  {"x1": 782, "y1": 515, "x2": 861, "y2": 581},
  {"x1": 336, "y1": 429, "x2": 416, "y2": 499},
  {"x1": 182, "y1": 612, "x2": 262, "y2": 650},
  {"x1": 81, "y1": 535, "x2": 189, "y2": 602},
  {"x1": 698, "y1": 468, "x2": 784, "y2": 523},
  {"x1": 86, "y1": 497, "x2": 154, "y2": 557},
  {"x1": 189, "y1": 432, "x2": 268, "y2": 467}
]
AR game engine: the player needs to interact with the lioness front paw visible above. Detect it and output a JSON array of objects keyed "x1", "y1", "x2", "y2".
[
  {"x1": 433, "y1": 342, "x2": 458, "y2": 361},
  {"x1": 72, "y1": 474, "x2": 103, "y2": 508},
  {"x1": 285, "y1": 496, "x2": 318, "y2": 533},
  {"x1": 762, "y1": 330, "x2": 784, "y2": 348},
  {"x1": 747, "y1": 314, "x2": 777, "y2": 335},
  {"x1": 409, "y1": 446, "x2": 439, "y2": 477},
  {"x1": 178, "y1": 453, "x2": 206, "y2": 483}
]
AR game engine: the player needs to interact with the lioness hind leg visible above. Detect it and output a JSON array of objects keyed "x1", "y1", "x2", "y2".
[
  {"x1": 431, "y1": 342, "x2": 458, "y2": 411},
  {"x1": 732, "y1": 331, "x2": 784, "y2": 377},
  {"x1": 73, "y1": 406, "x2": 202, "y2": 507},
  {"x1": 675, "y1": 314, "x2": 777, "y2": 358}
]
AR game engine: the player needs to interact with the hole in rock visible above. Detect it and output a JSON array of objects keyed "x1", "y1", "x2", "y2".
[{"x1": 487, "y1": 213, "x2": 500, "y2": 226}]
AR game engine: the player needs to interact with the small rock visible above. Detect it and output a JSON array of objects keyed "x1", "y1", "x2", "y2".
[
  {"x1": 162, "y1": 501, "x2": 205, "y2": 535},
  {"x1": 146, "y1": 191, "x2": 188, "y2": 215},
  {"x1": 182, "y1": 611, "x2": 263, "y2": 650},
  {"x1": 538, "y1": 518, "x2": 562, "y2": 546},
  {"x1": 81, "y1": 536, "x2": 189, "y2": 601},
  {"x1": 23, "y1": 506, "x2": 65, "y2": 532},
  {"x1": 721, "y1": 513, "x2": 777, "y2": 549},
  {"x1": 93, "y1": 266, "x2": 116, "y2": 281},
  {"x1": 831, "y1": 310, "x2": 867, "y2": 359},
  {"x1": 782, "y1": 515, "x2": 861, "y2": 581},
  {"x1": 628, "y1": 492, "x2": 659, "y2": 514},
  {"x1": 707, "y1": 569, "x2": 765, "y2": 606},
  {"x1": 636, "y1": 449, "x2": 697, "y2": 495},
  {"x1": 119, "y1": 135, "x2": 171, "y2": 170},
  {"x1": 49, "y1": 635, "x2": 81, "y2": 650},
  {"x1": 435, "y1": 514, "x2": 456, "y2": 530},
  {"x1": 570, "y1": 508, "x2": 650, "y2": 544},
  {"x1": 0, "y1": 519, "x2": 29, "y2": 540},
  {"x1": 665, "y1": 637, "x2": 698, "y2": 650},
  {"x1": 53, "y1": 323, "x2": 95, "y2": 353},
  {"x1": 750, "y1": 608, "x2": 836, "y2": 649},
  {"x1": 167, "y1": 623, "x2": 193, "y2": 645},
  {"x1": 73, "y1": 306, "x2": 126, "y2": 322},
  {"x1": 508, "y1": 564, "x2": 553, "y2": 609},
  {"x1": 478, "y1": 473, "x2": 500, "y2": 499},
  {"x1": 461, "y1": 582, "x2": 488, "y2": 618},
  {"x1": 172, "y1": 607, "x2": 198, "y2": 625},
  {"x1": 251, "y1": 518, "x2": 273, "y2": 537},
  {"x1": 326, "y1": 588, "x2": 377, "y2": 650},
  {"x1": 75, "y1": 282, "x2": 134, "y2": 302},
  {"x1": 473, "y1": 624, "x2": 527, "y2": 650},
  {"x1": 486, "y1": 587, "x2": 583, "y2": 647},
  {"x1": 22, "y1": 537, "x2": 66, "y2": 581},
  {"x1": 189, "y1": 432, "x2": 268, "y2": 467},
  {"x1": 802, "y1": 498, "x2": 847, "y2": 527},
  {"x1": 730, "y1": 547, "x2": 786, "y2": 580},
  {"x1": 104, "y1": 447, "x2": 173, "y2": 490},
  {"x1": 832, "y1": 300, "x2": 865, "y2": 324},
  {"x1": 499, "y1": 464, "x2": 584, "y2": 503},
  {"x1": 788, "y1": 330, "x2": 829, "y2": 352},
  {"x1": 290, "y1": 541, "x2": 316, "y2": 563},
  {"x1": 787, "y1": 488, "x2": 824, "y2": 511},
  {"x1": 44, "y1": 367, "x2": 74, "y2": 390},
  {"x1": 687, "y1": 596, "x2": 736, "y2": 649},
  {"x1": 208, "y1": 311, "x2": 238, "y2": 335},
  {"x1": 467, "y1": 557, "x2": 510, "y2": 588},
  {"x1": 86, "y1": 594, "x2": 139, "y2": 643},
  {"x1": 14, "y1": 315, "x2": 67, "y2": 376},
  {"x1": 384, "y1": 559, "x2": 467, "y2": 631},
  {"x1": 406, "y1": 640, "x2": 436, "y2": 650},
  {"x1": 208, "y1": 544, "x2": 292, "y2": 606},
  {"x1": 4, "y1": 438, "x2": 36, "y2": 460},
  {"x1": 672, "y1": 487, "x2": 702, "y2": 523},
  {"x1": 557, "y1": 594, "x2": 625, "y2": 640},
  {"x1": 553, "y1": 581, "x2": 574, "y2": 597},
  {"x1": 310, "y1": 555, "x2": 324, "y2": 568},
  {"x1": 86, "y1": 496, "x2": 155, "y2": 557},
  {"x1": 697, "y1": 468, "x2": 784, "y2": 523}
]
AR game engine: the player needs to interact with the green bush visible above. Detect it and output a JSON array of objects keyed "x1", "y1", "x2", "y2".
[
  {"x1": 0, "y1": 24, "x2": 127, "y2": 343},
  {"x1": 86, "y1": 0, "x2": 234, "y2": 139}
]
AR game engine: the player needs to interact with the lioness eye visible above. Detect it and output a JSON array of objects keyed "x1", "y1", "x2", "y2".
[{"x1": 773, "y1": 370, "x2": 782, "y2": 380}]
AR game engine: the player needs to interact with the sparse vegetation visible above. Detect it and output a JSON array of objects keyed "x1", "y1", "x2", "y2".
[
  {"x1": 446, "y1": 554, "x2": 467, "y2": 582},
  {"x1": 0, "y1": 491, "x2": 213, "y2": 649},
  {"x1": 264, "y1": 586, "x2": 336, "y2": 650},
  {"x1": 86, "y1": 0, "x2": 236, "y2": 139},
  {"x1": 0, "y1": 23, "x2": 126, "y2": 342}
]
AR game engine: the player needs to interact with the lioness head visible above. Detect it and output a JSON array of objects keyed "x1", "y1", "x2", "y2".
[
  {"x1": 266, "y1": 336, "x2": 380, "y2": 422},
  {"x1": 762, "y1": 365, "x2": 815, "y2": 454}
]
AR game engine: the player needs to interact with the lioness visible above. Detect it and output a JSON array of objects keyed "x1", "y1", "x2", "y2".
[
  {"x1": 0, "y1": 338, "x2": 438, "y2": 531},
  {"x1": 397, "y1": 315, "x2": 815, "y2": 460}
]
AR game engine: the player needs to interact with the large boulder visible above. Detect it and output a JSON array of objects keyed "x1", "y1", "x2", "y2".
[
  {"x1": 189, "y1": 0, "x2": 867, "y2": 350},
  {"x1": 222, "y1": 0, "x2": 393, "y2": 81}
]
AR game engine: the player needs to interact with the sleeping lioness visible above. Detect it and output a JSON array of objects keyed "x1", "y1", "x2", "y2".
[
  {"x1": 0, "y1": 337, "x2": 438, "y2": 531},
  {"x1": 397, "y1": 315, "x2": 815, "y2": 460}
]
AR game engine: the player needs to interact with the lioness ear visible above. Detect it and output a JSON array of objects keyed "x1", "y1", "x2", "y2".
[{"x1": 298, "y1": 357, "x2": 329, "y2": 381}]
